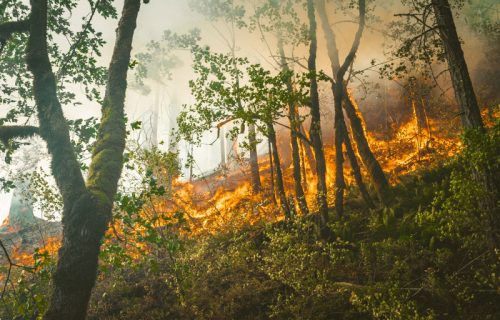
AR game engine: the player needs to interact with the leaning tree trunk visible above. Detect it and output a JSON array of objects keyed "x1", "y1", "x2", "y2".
[
  {"x1": 344, "y1": 93, "x2": 390, "y2": 204},
  {"x1": 342, "y1": 124, "x2": 375, "y2": 209},
  {"x1": 25, "y1": 1, "x2": 141, "y2": 319},
  {"x1": 248, "y1": 123, "x2": 262, "y2": 194},
  {"x1": 267, "y1": 122, "x2": 291, "y2": 219},
  {"x1": 307, "y1": 0, "x2": 329, "y2": 230},
  {"x1": 299, "y1": 138, "x2": 309, "y2": 191},
  {"x1": 278, "y1": 38, "x2": 309, "y2": 215},
  {"x1": 432, "y1": 0, "x2": 484, "y2": 129}
]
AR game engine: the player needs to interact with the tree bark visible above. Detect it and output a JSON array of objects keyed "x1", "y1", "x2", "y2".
[
  {"x1": 277, "y1": 38, "x2": 309, "y2": 215},
  {"x1": 248, "y1": 123, "x2": 262, "y2": 194},
  {"x1": 307, "y1": 0, "x2": 329, "y2": 229},
  {"x1": 0, "y1": 125, "x2": 39, "y2": 146},
  {"x1": 268, "y1": 138, "x2": 277, "y2": 205},
  {"x1": 431, "y1": 0, "x2": 484, "y2": 130},
  {"x1": 24, "y1": 1, "x2": 141, "y2": 319},
  {"x1": 267, "y1": 122, "x2": 291, "y2": 219},
  {"x1": 342, "y1": 124, "x2": 375, "y2": 208}
]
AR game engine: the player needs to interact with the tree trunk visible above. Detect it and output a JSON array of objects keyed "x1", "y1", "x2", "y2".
[
  {"x1": 24, "y1": 1, "x2": 141, "y2": 318},
  {"x1": 299, "y1": 138, "x2": 309, "y2": 191},
  {"x1": 248, "y1": 123, "x2": 262, "y2": 194},
  {"x1": 267, "y1": 122, "x2": 291, "y2": 219},
  {"x1": 268, "y1": 138, "x2": 277, "y2": 205},
  {"x1": 431, "y1": 0, "x2": 484, "y2": 129},
  {"x1": 307, "y1": 0, "x2": 329, "y2": 229},
  {"x1": 277, "y1": 38, "x2": 309, "y2": 215},
  {"x1": 44, "y1": 194, "x2": 107, "y2": 320},
  {"x1": 299, "y1": 122, "x2": 317, "y2": 176},
  {"x1": 333, "y1": 83, "x2": 346, "y2": 218},
  {"x1": 342, "y1": 124, "x2": 375, "y2": 208}
]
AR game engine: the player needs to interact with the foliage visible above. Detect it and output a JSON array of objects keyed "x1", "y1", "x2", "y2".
[{"x1": 177, "y1": 45, "x2": 313, "y2": 148}]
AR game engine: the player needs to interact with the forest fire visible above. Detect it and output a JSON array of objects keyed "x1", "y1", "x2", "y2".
[
  {"x1": 103, "y1": 108, "x2": 468, "y2": 250},
  {"x1": 1, "y1": 0, "x2": 498, "y2": 318}
]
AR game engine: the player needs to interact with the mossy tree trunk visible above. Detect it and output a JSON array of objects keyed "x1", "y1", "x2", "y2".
[{"x1": 22, "y1": 0, "x2": 142, "y2": 319}]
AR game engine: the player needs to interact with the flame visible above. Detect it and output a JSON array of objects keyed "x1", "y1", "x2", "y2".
[{"x1": 4, "y1": 236, "x2": 60, "y2": 267}]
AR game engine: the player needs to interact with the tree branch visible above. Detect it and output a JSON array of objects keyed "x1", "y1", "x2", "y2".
[
  {"x1": 86, "y1": 0, "x2": 141, "y2": 206},
  {"x1": 0, "y1": 125, "x2": 39, "y2": 145},
  {"x1": 0, "y1": 19, "x2": 29, "y2": 39},
  {"x1": 337, "y1": 0, "x2": 366, "y2": 79},
  {"x1": 0, "y1": 19, "x2": 29, "y2": 53},
  {"x1": 0, "y1": 239, "x2": 34, "y2": 300}
]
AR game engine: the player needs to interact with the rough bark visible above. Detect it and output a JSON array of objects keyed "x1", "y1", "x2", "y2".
[
  {"x1": 278, "y1": 38, "x2": 309, "y2": 215},
  {"x1": 431, "y1": 0, "x2": 484, "y2": 129},
  {"x1": 248, "y1": 123, "x2": 262, "y2": 194},
  {"x1": 267, "y1": 122, "x2": 291, "y2": 219},
  {"x1": 23, "y1": 0, "x2": 141, "y2": 319},
  {"x1": 333, "y1": 83, "x2": 346, "y2": 217},
  {"x1": 317, "y1": 0, "x2": 390, "y2": 206},
  {"x1": 307, "y1": 0, "x2": 329, "y2": 229}
]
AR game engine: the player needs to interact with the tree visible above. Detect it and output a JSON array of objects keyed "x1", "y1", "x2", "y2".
[
  {"x1": 392, "y1": 0, "x2": 497, "y2": 247},
  {"x1": 306, "y1": 0, "x2": 329, "y2": 230},
  {"x1": 0, "y1": 0, "x2": 142, "y2": 318},
  {"x1": 178, "y1": 47, "x2": 297, "y2": 218},
  {"x1": 188, "y1": 0, "x2": 262, "y2": 194},
  {"x1": 431, "y1": 0, "x2": 483, "y2": 129},
  {"x1": 317, "y1": 0, "x2": 381, "y2": 210},
  {"x1": 431, "y1": 0, "x2": 498, "y2": 248}
]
